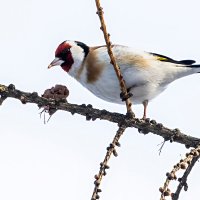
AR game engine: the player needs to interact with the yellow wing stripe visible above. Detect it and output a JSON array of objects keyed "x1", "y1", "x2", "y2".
[{"x1": 156, "y1": 56, "x2": 168, "y2": 61}]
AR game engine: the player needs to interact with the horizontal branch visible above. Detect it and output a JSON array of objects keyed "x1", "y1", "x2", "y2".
[{"x1": 0, "y1": 83, "x2": 200, "y2": 148}]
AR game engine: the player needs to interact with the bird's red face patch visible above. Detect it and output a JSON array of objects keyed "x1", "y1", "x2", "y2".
[
  {"x1": 55, "y1": 42, "x2": 74, "y2": 72},
  {"x1": 55, "y1": 42, "x2": 71, "y2": 57}
]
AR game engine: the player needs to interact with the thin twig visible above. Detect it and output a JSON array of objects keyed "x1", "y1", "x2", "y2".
[
  {"x1": 159, "y1": 146, "x2": 200, "y2": 200},
  {"x1": 172, "y1": 154, "x2": 200, "y2": 200},
  {"x1": 95, "y1": 0, "x2": 133, "y2": 115},
  {"x1": 91, "y1": 125, "x2": 126, "y2": 200}
]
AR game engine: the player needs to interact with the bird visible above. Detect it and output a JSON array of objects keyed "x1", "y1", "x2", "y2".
[{"x1": 48, "y1": 40, "x2": 200, "y2": 119}]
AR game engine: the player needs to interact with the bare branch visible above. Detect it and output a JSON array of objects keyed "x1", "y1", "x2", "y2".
[
  {"x1": 95, "y1": 0, "x2": 133, "y2": 114},
  {"x1": 91, "y1": 125, "x2": 126, "y2": 200},
  {"x1": 172, "y1": 152, "x2": 200, "y2": 200},
  {"x1": 159, "y1": 146, "x2": 200, "y2": 200},
  {"x1": 1, "y1": 83, "x2": 200, "y2": 149}
]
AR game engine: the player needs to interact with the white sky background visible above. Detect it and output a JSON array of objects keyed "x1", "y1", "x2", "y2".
[{"x1": 1, "y1": 0, "x2": 200, "y2": 199}]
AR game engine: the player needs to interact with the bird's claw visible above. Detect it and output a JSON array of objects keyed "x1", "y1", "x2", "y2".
[{"x1": 120, "y1": 91, "x2": 133, "y2": 102}]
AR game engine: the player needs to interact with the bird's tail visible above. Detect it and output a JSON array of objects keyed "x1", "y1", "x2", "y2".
[
  {"x1": 188, "y1": 64, "x2": 200, "y2": 68},
  {"x1": 186, "y1": 64, "x2": 200, "y2": 73}
]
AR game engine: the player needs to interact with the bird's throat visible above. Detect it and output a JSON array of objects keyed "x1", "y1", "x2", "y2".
[{"x1": 61, "y1": 64, "x2": 71, "y2": 72}]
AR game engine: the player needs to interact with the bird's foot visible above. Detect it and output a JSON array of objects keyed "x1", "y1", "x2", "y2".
[{"x1": 120, "y1": 91, "x2": 133, "y2": 102}]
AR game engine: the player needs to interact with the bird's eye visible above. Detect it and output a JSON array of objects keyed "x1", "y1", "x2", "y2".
[
  {"x1": 61, "y1": 48, "x2": 70, "y2": 55},
  {"x1": 57, "y1": 48, "x2": 70, "y2": 60}
]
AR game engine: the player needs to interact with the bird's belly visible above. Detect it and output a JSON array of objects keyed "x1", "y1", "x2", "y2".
[
  {"x1": 77, "y1": 64, "x2": 167, "y2": 105},
  {"x1": 80, "y1": 77, "x2": 165, "y2": 105},
  {"x1": 82, "y1": 77, "x2": 124, "y2": 104}
]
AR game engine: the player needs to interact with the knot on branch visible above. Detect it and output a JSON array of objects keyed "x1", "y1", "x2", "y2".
[
  {"x1": 96, "y1": 6, "x2": 104, "y2": 16},
  {"x1": 8, "y1": 84, "x2": 15, "y2": 91},
  {"x1": 39, "y1": 85, "x2": 69, "y2": 123},
  {"x1": 42, "y1": 84, "x2": 69, "y2": 102}
]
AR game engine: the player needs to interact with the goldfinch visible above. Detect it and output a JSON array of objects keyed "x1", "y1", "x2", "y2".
[{"x1": 48, "y1": 40, "x2": 200, "y2": 118}]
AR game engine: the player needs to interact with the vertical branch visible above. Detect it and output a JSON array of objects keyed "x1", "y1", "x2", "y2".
[
  {"x1": 91, "y1": 125, "x2": 126, "y2": 200},
  {"x1": 95, "y1": 0, "x2": 133, "y2": 115}
]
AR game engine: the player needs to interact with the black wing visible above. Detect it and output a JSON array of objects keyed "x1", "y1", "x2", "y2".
[{"x1": 149, "y1": 52, "x2": 196, "y2": 65}]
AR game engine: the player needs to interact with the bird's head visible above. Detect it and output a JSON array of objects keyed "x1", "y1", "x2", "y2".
[{"x1": 48, "y1": 40, "x2": 89, "y2": 73}]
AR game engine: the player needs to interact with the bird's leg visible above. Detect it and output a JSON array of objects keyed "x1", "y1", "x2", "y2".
[
  {"x1": 120, "y1": 87, "x2": 133, "y2": 102},
  {"x1": 142, "y1": 100, "x2": 148, "y2": 119}
]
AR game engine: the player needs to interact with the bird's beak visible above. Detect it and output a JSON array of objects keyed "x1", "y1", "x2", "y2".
[{"x1": 48, "y1": 57, "x2": 64, "y2": 69}]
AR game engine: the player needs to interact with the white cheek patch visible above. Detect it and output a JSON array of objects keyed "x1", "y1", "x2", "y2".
[
  {"x1": 70, "y1": 46, "x2": 85, "y2": 62},
  {"x1": 68, "y1": 44, "x2": 85, "y2": 75}
]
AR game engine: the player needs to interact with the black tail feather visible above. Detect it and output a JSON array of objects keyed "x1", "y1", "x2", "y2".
[
  {"x1": 179, "y1": 60, "x2": 196, "y2": 65},
  {"x1": 187, "y1": 64, "x2": 200, "y2": 68}
]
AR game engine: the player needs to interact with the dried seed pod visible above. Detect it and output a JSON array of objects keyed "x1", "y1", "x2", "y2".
[
  {"x1": 159, "y1": 187, "x2": 164, "y2": 193},
  {"x1": 115, "y1": 141, "x2": 121, "y2": 147},
  {"x1": 113, "y1": 149, "x2": 118, "y2": 157},
  {"x1": 176, "y1": 163, "x2": 180, "y2": 168},
  {"x1": 173, "y1": 128, "x2": 180, "y2": 133},
  {"x1": 94, "y1": 180, "x2": 100, "y2": 186},
  {"x1": 193, "y1": 150, "x2": 199, "y2": 157},
  {"x1": 92, "y1": 117, "x2": 97, "y2": 121},
  {"x1": 163, "y1": 190, "x2": 171, "y2": 196},
  {"x1": 150, "y1": 119, "x2": 157, "y2": 124},
  {"x1": 156, "y1": 123, "x2": 163, "y2": 129},
  {"x1": 86, "y1": 115, "x2": 92, "y2": 121},
  {"x1": 97, "y1": 188, "x2": 102, "y2": 193},
  {"x1": 174, "y1": 174, "x2": 177, "y2": 180},
  {"x1": 167, "y1": 188, "x2": 171, "y2": 192},
  {"x1": 8, "y1": 84, "x2": 15, "y2": 90},
  {"x1": 185, "y1": 153, "x2": 189, "y2": 157},
  {"x1": 180, "y1": 163, "x2": 187, "y2": 169},
  {"x1": 187, "y1": 160, "x2": 191, "y2": 165},
  {"x1": 189, "y1": 152, "x2": 194, "y2": 156},
  {"x1": 104, "y1": 164, "x2": 110, "y2": 169},
  {"x1": 31, "y1": 92, "x2": 38, "y2": 98},
  {"x1": 94, "y1": 175, "x2": 99, "y2": 180},
  {"x1": 106, "y1": 146, "x2": 110, "y2": 151},
  {"x1": 166, "y1": 172, "x2": 175, "y2": 180},
  {"x1": 87, "y1": 104, "x2": 93, "y2": 108}
]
